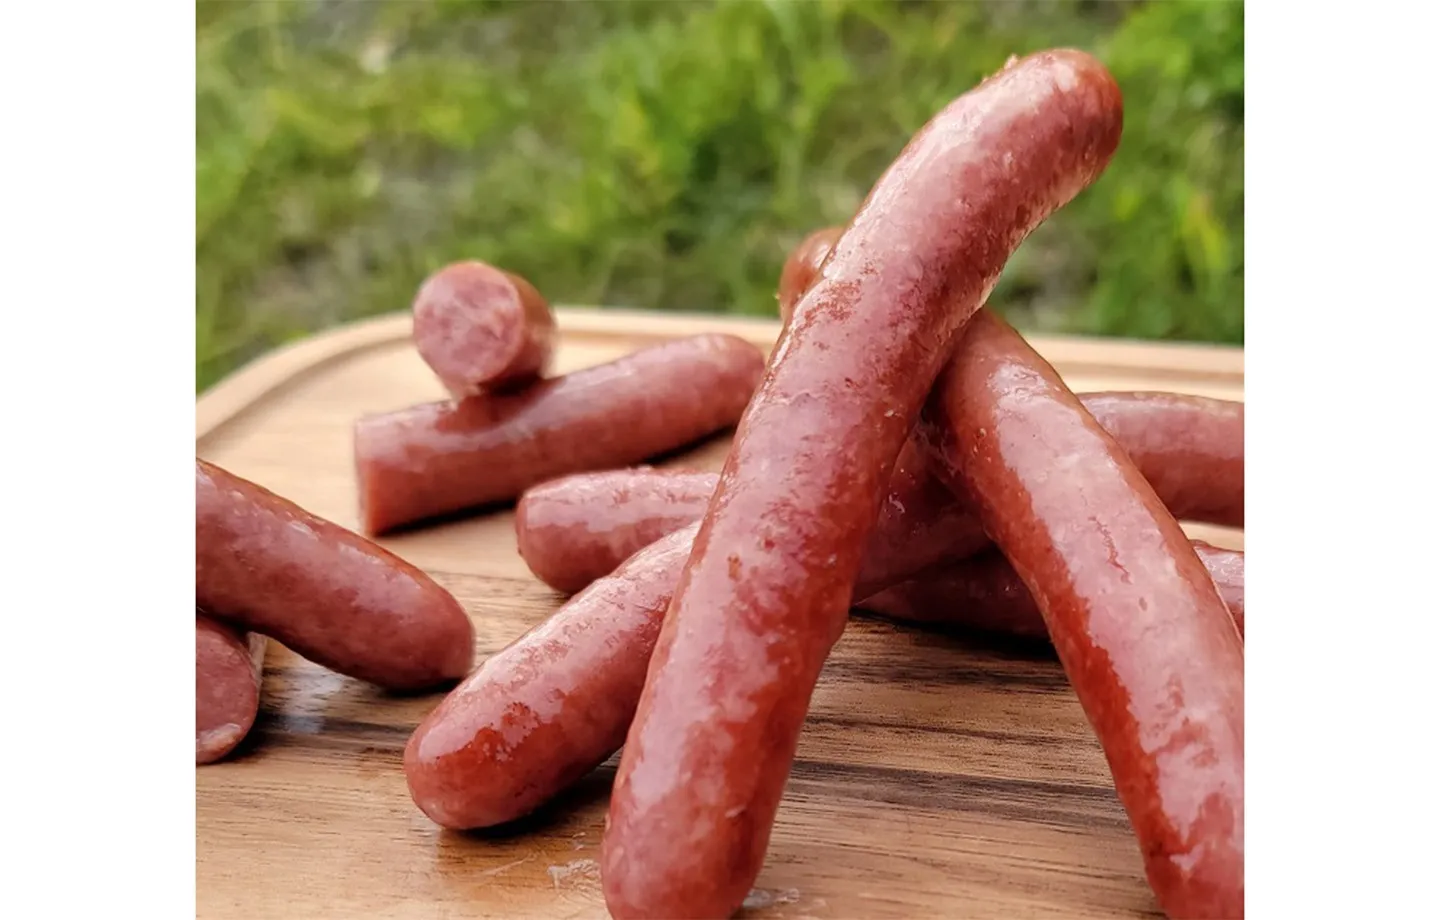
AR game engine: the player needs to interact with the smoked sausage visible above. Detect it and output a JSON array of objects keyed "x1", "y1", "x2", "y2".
[
  {"x1": 919, "y1": 308, "x2": 1243, "y2": 919},
  {"x1": 515, "y1": 468, "x2": 717, "y2": 594},
  {"x1": 411, "y1": 260, "x2": 557, "y2": 397},
  {"x1": 514, "y1": 393, "x2": 1243, "y2": 594},
  {"x1": 353, "y1": 333, "x2": 766, "y2": 535},
  {"x1": 776, "y1": 226, "x2": 842, "y2": 323},
  {"x1": 195, "y1": 612, "x2": 268, "y2": 764},
  {"x1": 861, "y1": 541, "x2": 1245, "y2": 641},
  {"x1": 603, "y1": 50, "x2": 1125, "y2": 919},
  {"x1": 195, "y1": 458, "x2": 474, "y2": 691},
  {"x1": 405, "y1": 524, "x2": 698, "y2": 830}
]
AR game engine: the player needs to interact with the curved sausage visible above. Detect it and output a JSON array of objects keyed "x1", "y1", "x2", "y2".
[
  {"x1": 603, "y1": 50, "x2": 1125, "y2": 919},
  {"x1": 196, "y1": 458, "x2": 474, "y2": 691},
  {"x1": 405, "y1": 524, "x2": 696, "y2": 830},
  {"x1": 776, "y1": 226, "x2": 842, "y2": 324},
  {"x1": 353, "y1": 333, "x2": 767, "y2": 535},
  {"x1": 516, "y1": 469, "x2": 717, "y2": 595},
  {"x1": 514, "y1": 392, "x2": 1244, "y2": 594},
  {"x1": 919, "y1": 309, "x2": 1243, "y2": 919},
  {"x1": 196, "y1": 613, "x2": 268, "y2": 764},
  {"x1": 861, "y1": 541, "x2": 1245, "y2": 641},
  {"x1": 411, "y1": 260, "x2": 557, "y2": 397}
]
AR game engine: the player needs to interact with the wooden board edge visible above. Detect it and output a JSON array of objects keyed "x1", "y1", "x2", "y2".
[{"x1": 196, "y1": 308, "x2": 1244, "y2": 441}]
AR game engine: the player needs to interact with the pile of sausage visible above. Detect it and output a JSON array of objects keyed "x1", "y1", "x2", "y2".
[{"x1": 196, "y1": 49, "x2": 1243, "y2": 920}]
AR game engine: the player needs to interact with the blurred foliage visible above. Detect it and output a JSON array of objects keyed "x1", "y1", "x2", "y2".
[{"x1": 196, "y1": 0, "x2": 1243, "y2": 391}]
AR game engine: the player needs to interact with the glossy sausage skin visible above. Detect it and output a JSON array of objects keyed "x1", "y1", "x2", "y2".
[
  {"x1": 515, "y1": 392, "x2": 1243, "y2": 594},
  {"x1": 405, "y1": 524, "x2": 697, "y2": 829},
  {"x1": 195, "y1": 613, "x2": 268, "y2": 764},
  {"x1": 920, "y1": 309, "x2": 1243, "y2": 919},
  {"x1": 776, "y1": 226, "x2": 842, "y2": 323},
  {"x1": 195, "y1": 459, "x2": 474, "y2": 691},
  {"x1": 353, "y1": 333, "x2": 767, "y2": 535},
  {"x1": 516, "y1": 469, "x2": 717, "y2": 594},
  {"x1": 412, "y1": 260, "x2": 557, "y2": 397},
  {"x1": 861, "y1": 541, "x2": 1245, "y2": 641},
  {"x1": 603, "y1": 50, "x2": 1125, "y2": 920},
  {"x1": 409, "y1": 465, "x2": 975, "y2": 833}
]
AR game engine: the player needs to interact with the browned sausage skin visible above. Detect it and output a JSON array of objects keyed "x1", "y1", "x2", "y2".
[
  {"x1": 353, "y1": 333, "x2": 766, "y2": 535},
  {"x1": 861, "y1": 541, "x2": 1245, "y2": 641},
  {"x1": 411, "y1": 260, "x2": 557, "y2": 397},
  {"x1": 405, "y1": 525, "x2": 697, "y2": 830},
  {"x1": 776, "y1": 226, "x2": 842, "y2": 323},
  {"x1": 195, "y1": 613, "x2": 268, "y2": 764},
  {"x1": 196, "y1": 459, "x2": 474, "y2": 691},
  {"x1": 603, "y1": 50, "x2": 1125, "y2": 919},
  {"x1": 513, "y1": 392, "x2": 1243, "y2": 595},
  {"x1": 515, "y1": 468, "x2": 718, "y2": 595},
  {"x1": 919, "y1": 309, "x2": 1243, "y2": 919}
]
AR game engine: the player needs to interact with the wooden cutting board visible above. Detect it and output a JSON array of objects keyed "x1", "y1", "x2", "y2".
[{"x1": 195, "y1": 308, "x2": 1243, "y2": 920}]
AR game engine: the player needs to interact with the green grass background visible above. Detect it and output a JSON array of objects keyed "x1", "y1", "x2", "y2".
[{"x1": 196, "y1": 0, "x2": 1243, "y2": 392}]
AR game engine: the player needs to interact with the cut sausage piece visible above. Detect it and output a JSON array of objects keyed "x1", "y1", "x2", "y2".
[
  {"x1": 514, "y1": 393, "x2": 1244, "y2": 594},
  {"x1": 861, "y1": 542, "x2": 1246, "y2": 641},
  {"x1": 353, "y1": 333, "x2": 767, "y2": 535},
  {"x1": 412, "y1": 260, "x2": 557, "y2": 397},
  {"x1": 196, "y1": 613, "x2": 268, "y2": 764},
  {"x1": 196, "y1": 459, "x2": 474, "y2": 691},
  {"x1": 919, "y1": 309, "x2": 1244, "y2": 919},
  {"x1": 603, "y1": 49, "x2": 1125, "y2": 920}
]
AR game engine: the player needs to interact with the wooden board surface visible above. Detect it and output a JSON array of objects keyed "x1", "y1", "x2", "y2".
[{"x1": 195, "y1": 308, "x2": 1244, "y2": 920}]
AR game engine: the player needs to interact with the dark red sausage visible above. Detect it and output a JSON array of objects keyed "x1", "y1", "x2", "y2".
[
  {"x1": 514, "y1": 392, "x2": 1244, "y2": 594},
  {"x1": 861, "y1": 541, "x2": 1245, "y2": 641},
  {"x1": 405, "y1": 524, "x2": 696, "y2": 830},
  {"x1": 776, "y1": 226, "x2": 842, "y2": 324},
  {"x1": 411, "y1": 260, "x2": 557, "y2": 397},
  {"x1": 515, "y1": 469, "x2": 717, "y2": 595},
  {"x1": 920, "y1": 309, "x2": 1243, "y2": 919},
  {"x1": 603, "y1": 50, "x2": 1125, "y2": 919},
  {"x1": 196, "y1": 459, "x2": 474, "y2": 691},
  {"x1": 353, "y1": 333, "x2": 766, "y2": 535},
  {"x1": 1083, "y1": 392, "x2": 1243, "y2": 528},
  {"x1": 195, "y1": 613, "x2": 268, "y2": 764}
]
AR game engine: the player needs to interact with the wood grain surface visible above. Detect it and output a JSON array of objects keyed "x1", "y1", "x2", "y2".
[{"x1": 195, "y1": 308, "x2": 1244, "y2": 920}]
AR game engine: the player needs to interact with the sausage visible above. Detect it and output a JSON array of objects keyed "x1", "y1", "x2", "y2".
[
  {"x1": 781, "y1": 225, "x2": 1245, "y2": 530},
  {"x1": 1082, "y1": 392, "x2": 1243, "y2": 528},
  {"x1": 861, "y1": 541, "x2": 1245, "y2": 641},
  {"x1": 408, "y1": 452, "x2": 977, "y2": 832},
  {"x1": 603, "y1": 50, "x2": 1125, "y2": 919},
  {"x1": 411, "y1": 260, "x2": 557, "y2": 397},
  {"x1": 515, "y1": 468, "x2": 717, "y2": 594},
  {"x1": 405, "y1": 524, "x2": 698, "y2": 830},
  {"x1": 353, "y1": 333, "x2": 767, "y2": 535},
  {"x1": 195, "y1": 613, "x2": 268, "y2": 764},
  {"x1": 776, "y1": 226, "x2": 842, "y2": 323},
  {"x1": 195, "y1": 458, "x2": 474, "y2": 691},
  {"x1": 919, "y1": 309, "x2": 1243, "y2": 919},
  {"x1": 514, "y1": 392, "x2": 1244, "y2": 594}
]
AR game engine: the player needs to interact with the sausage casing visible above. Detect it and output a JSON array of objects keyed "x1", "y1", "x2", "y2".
[
  {"x1": 603, "y1": 50, "x2": 1125, "y2": 919},
  {"x1": 861, "y1": 541, "x2": 1245, "y2": 641},
  {"x1": 920, "y1": 309, "x2": 1244, "y2": 919},
  {"x1": 196, "y1": 459, "x2": 474, "y2": 691},
  {"x1": 515, "y1": 393, "x2": 1243, "y2": 594},
  {"x1": 354, "y1": 333, "x2": 766, "y2": 535}
]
